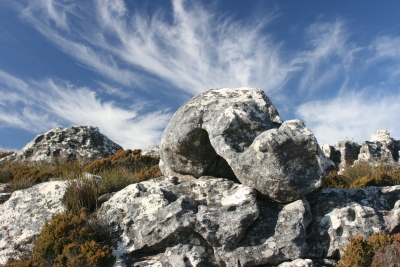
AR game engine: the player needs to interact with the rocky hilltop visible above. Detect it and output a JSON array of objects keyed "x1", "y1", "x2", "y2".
[
  {"x1": 1, "y1": 126, "x2": 123, "y2": 163},
  {"x1": 1, "y1": 88, "x2": 400, "y2": 267}
]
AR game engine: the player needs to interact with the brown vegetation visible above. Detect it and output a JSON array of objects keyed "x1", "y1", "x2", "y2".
[
  {"x1": 1, "y1": 209, "x2": 115, "y2": 267},
  {"x1": 322, "y1": 161, "x2": 400, "y2": 190},
  {"x1": 338, "y1": 232, "x2": 400, "y2": 267}
]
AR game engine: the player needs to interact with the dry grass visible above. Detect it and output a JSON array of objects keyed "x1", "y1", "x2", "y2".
[
  {"x1": 322, "y1": 161, "x2": 400, "y2": 190},
  {"x1": 0, "y1": 149, "x2": 161, "y2": 197}
]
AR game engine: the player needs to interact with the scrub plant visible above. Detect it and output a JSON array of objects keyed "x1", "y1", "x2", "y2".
[{"x1": 1, "y1": 209, "x2": 115, "y2": 267}]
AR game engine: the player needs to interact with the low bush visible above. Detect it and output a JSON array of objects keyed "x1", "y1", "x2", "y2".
[
  {"x1": 337, "y1": 232, "x2": 397, "y2": 267},
  {"x1": 0, "y1": 160, "x2": 85, "y2": 191},
  {"x1": 1, "y1": 210, "x2": 115, "y2": 267},
  {"x1": 322, "y1": 161, "x2": 400, "y2": 190}
]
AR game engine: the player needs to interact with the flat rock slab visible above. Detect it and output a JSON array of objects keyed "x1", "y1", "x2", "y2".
[
  {"x1": 0, "y1": 181, "x2": 68, "y2": 264},
  {"x1": 160, "y1": 87, "x2": 333, "y2": 203},
  {"x1": 306, "y1": 186, "x2": 400, "y2": 259}
]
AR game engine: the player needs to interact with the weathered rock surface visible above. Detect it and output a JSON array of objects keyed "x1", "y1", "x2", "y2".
[
  {"x1": 306, "y1": 186, "x2": 400, "y2": 259},
  {"x1": 98, "y1": 176, "x2": 316, "y2": 267},
  {"x1": 277, "y1": 259, "x2": 313, "y2": 267},
  {"x1": 357, "y1": 129, "x2": 399, "y2": 164},
  {"x1": 0, "y1": 181, "x2": 68, "y2": 264},
  {"x1": 333, "y1": 140, "x2": 361, "y2": 170},
  {"x1": 218, "y1": 198, "x2": 311, "y2": 266},
  {"x1": 160, "y1": 88, "x2": 332, "y2": 202},
  {"x1": 98, "y1": 176, "x2": 258, "y2": 265},
  {"x1": 0, "y1": 126, "x2": 122, "y2": 163}
]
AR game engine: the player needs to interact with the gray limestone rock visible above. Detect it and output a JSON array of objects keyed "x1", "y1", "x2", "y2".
[
  {"x1": 160, "y1": 87, "x2": 332, "y2": 203},
  {"x1": 333, "y1": 140, "x2": 361, "y2": 170},
  {"x1": 97, "y1": 176, "x2": 258, "y2": 265},
  {"x1": 306, "y1": 186, "x2": 400, "y2": 259},
  {"x1": 218, "y1": 199, "x2": 311, "y2": 266},
  {"x1": 0, "y1": 126, "x2": 122, "y2": 163},
  {"x1": 0, "y1": 181, "x2": 68, "y2": 264},
  {"x1": 321, "y1": 144, "x2": 341, "y2": 168},
  {"x1": 357, "y1": 129, "x2": 399, "y2": 164},
  {"x1": 277, "y1": 259, "x2": 313, "y2": 267}
]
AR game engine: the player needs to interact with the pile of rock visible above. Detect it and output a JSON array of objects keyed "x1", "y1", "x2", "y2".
[
  {"x1": 1, "y1": 88, "x2": 400, "y2": 267},
  {"x1": 322, "y1": 129, "x2": 400, "y2": 171},
  {"x1": 0, "y1": 126, "x2": 123, "y2": 163}
]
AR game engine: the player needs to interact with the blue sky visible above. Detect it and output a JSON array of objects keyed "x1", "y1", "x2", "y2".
[{"x1": 1, "y1": 0, "x2": 400, "y2": 150}]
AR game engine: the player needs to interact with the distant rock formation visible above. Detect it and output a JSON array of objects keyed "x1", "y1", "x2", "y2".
[
  {"x1": 1, "y1": 126, "x2": 122, "y2": 163},
  {"x1": 141, "y1": 144, "x2": 160, "y2": 158},
  {"x1": 322, "y1": 129, "x2": 400, "y2": 171},
  {"x1": 160, "y1": 87, "x2": 333, "y2": 203}
]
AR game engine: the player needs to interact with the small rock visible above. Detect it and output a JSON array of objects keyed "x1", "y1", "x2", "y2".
[{"x1": 277, "y1": 258, "x2": 313, "y2": 267}]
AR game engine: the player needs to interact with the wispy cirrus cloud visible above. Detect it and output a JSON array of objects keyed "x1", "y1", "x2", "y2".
[
  {"x1": 0, "y1": 70, "x2": 171, "y2": 149},
  {"x1": 3, "y1": 0, "x2": 400, "y2": 148},
  {"x1": 14, "y1": 0, "x2": 299, "y2": 95},
  {"x1": 296, "y1": 89, "x2": 400, "y2": 145}
]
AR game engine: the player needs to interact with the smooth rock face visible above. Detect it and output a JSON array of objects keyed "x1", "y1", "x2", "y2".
[
  {"x1": 0, "y1": 181, "x2": 68, "y2": 264},
  {"x1": 160, "y1": 88, "x2": 332, "y2": 202},
  {"x1": 1, "y1": 126, "x2": 122, "y2": 163},
  {"x1": 306, "y1": 186, "x2": 400, "y2": 259}
]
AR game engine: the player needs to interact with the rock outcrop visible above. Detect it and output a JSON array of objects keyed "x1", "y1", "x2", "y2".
[
  {"x1": 96, "y1": 176, "x2": 400, "y2": 267},
  {"x1": 98, "y1": 176, "x2": 313, "y2": 267},
  {"x1": 0, "y1": 181, "x2": 68, "y2": 264},
  {"x1": 322, "y1": 129, "x2": 400, "y2": 171},
  {"x1": 306, "y1": 186, "x2": 400, "y2": 259},
  {"x1": 160, "y1": 88, "x2": 333, "y2": 203},
  {"x1": 1, "y1": 126, "x2": 122, "y2": 163}
]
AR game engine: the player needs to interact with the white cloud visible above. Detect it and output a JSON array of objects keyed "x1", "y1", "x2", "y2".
[
  {"x1": 370, "y1": 35, "x2": 400, "y2": 79},
  {"x1": 16, "y1": 0, "x2": 298, "y2": 95},
  {"x1": 296, "y1": 90, "x2": 400, "y2": 145},
  {"x1": 0, "y1": 70, "x2": 172, "y2": 149},
  {"x1": 296, "y1": 20, "x2": 362, "y2": 93}
]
